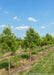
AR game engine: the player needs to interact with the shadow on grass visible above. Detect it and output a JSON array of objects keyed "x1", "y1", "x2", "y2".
[
  {"x1": 0, "y1": 59, "x2": 14, "y2": 70},
  {"x1": 21, "y1": 53, "x2": 30, "y2": 59}
]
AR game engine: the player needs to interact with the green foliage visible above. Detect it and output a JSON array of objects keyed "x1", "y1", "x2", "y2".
[
  {"x1": 0, "y1": 26, "x2": 18, "y2": 54},
  {"x1": 23, "y1": 27, "x2": 41, "y2": 49},
  {"x1": 0, "y1": 27, "x2": 54, "y2": 54},
  {"x1": 41, "y1": 33, "x2": 53, "y2": 46}
]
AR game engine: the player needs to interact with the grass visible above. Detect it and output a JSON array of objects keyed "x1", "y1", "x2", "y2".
[
  {"x1": 18, "y1": 70, "x2": 27, "y2": 75},
  {"x1": 25, "y1": 50, "x2": 54, "y2": 75},
  {"x1": 0, "y1": 45, "x2": 53, "y2": 70},
  {"x1": 0, "y1": 51, "x2": 7, "y2": 57}
]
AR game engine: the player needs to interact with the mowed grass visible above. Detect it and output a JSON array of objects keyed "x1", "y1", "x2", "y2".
[
  {"x1": 0, "y1": 45, "x2": 53, "y2": 70},
  {"x1": 0, "y1": 47, "x2": 45, "y2": 69},
  {"x1": 26, "y1": 50, "x2": 54, "y2": 75}
]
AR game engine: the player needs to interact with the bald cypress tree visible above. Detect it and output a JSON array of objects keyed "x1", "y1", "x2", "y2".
[
  {"x1": 24, "y1": 27, "x2": 41, "y2": 62},
  {"x1": 0, "y1": 26, "x2": 18, "y2": 74}
]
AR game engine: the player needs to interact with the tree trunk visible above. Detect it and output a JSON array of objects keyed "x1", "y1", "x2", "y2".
[
  {"x1": 8, "y1": 52, "x2": 10, "y2": 74},
  {"x1": 30, "y1": 47, "x2": 31, "y2": 62},
  {"x1": 30, "y1": 42, "x2": 31, "y2": 62}
]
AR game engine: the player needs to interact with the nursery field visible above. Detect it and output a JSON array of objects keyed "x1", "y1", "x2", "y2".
[
  {"x1": 19, "y1": 48, "x2": 54, "y2": 75},
  {"x1": 0, "y1": 26, "x2": 54, "y2": 75},
  {"x1": 0, "y1": 45, "x2": 54, "y2": 75}
]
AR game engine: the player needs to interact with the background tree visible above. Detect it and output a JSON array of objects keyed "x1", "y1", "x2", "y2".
[
  {"x1": 41, "y1": 33, "x2": 53, "y2": 46},
  {"x1": 16, "y1": 37, "x2": 22, "y2": 49}
]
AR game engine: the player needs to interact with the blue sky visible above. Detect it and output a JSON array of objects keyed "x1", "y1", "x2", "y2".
[{"x1": 0, "y1": 0, "x2": 54, "y2": 38}]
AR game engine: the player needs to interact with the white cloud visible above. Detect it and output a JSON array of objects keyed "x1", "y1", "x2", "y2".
[
  {"x1": 0, "y1": 25, "x2": 14, "y2": 28},
  {"x1": 0, "y1": 25, "x2": 6, "y2": 28},
  {"x1": 41, "y1": 26, "x2": 45, "y2": 29},
  {"x1": 13, "y1": 16, "x2": 20, "y2": 21},
  {"x1": 28, "y1": 17, "x2": 38, "y2": 22},
  {"x1": 4, "y1": 11, "x2": 8, "y2": 14},
  {"x1": 0, "y1": 8, "x2": 2, "y2": 10},
  {"x1": 15, "y1": 26, "x2": 29, "y2": 30}
]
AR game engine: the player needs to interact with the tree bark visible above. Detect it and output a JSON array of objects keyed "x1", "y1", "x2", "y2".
[
  {"x1": 8, "y1": 52, "x2": 10, "y2": 74},
  {"x1": 30, "y1": 42, "x2": 31, "y2": 62},
  {"x1": 30, "y1": 47, "x2": 31, "y2": 62}
]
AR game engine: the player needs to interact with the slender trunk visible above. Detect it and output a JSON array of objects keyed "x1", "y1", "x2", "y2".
[
  {"x1": 30, "y1": 47, "x2": 31, "y2": 62},
  {"x1": 30, "y1": 42, "x2": 31, "y2": 62},
  {"x1": 8, "y1": 52, "x2": 10, "y2": 74}
]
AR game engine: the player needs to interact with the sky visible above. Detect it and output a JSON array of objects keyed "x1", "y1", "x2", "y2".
[{"x1": 0, "y1": 0, "x2": 54, "y2": 38}]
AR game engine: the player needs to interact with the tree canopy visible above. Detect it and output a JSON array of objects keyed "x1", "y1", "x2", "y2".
[
  {"x1": 23, "y1": 27, "x2": 41, "y2": 49},
  {"x1": 0, "y1": 26, "x2": 18, "y2": 54}
]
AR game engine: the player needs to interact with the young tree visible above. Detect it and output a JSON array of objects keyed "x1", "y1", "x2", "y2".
[
  {"x1": 0, "y1": 26, "x2": 18, "y2": 74},
  {"x1": 24, "y1": 27, "x2": 41, "y2": 62}
]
